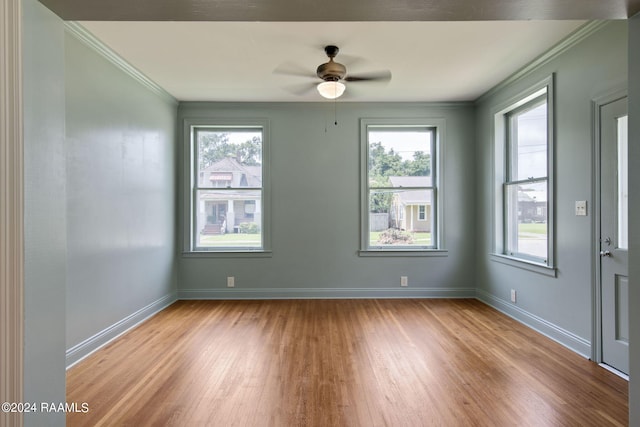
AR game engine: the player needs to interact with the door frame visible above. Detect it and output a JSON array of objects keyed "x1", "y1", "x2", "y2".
[
  {"x1": 591, "y1": 88, "x2": 628, "y2": 365},
  {"x1": 1, "y1": 0, "x2": 25, "y2": 423}
]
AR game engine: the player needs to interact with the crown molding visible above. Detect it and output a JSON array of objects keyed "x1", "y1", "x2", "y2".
[
  {"x1": 476, "y1": 20, "x2": 611, "y2": 104},
  {"x1": 64, "y1": 21, "x2": 178, "y2": 106}
]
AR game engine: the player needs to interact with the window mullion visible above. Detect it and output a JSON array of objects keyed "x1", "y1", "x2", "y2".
[
  {"x1": 506, "y1": 177, "x2": 547, "y2": 186},
  {"x1": 369, "y1": 186, "x2": 434, "y2": 191}
]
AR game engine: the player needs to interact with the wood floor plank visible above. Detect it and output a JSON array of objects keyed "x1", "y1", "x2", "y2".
[{"x1": 67, "y1": 299, "x2": 628, "y2": 426}]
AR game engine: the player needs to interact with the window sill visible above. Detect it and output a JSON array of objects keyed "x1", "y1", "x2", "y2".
[
  {"x1": 359, "y1": 249, "x2": 448, "y2": 258},
  {"x1": 183, "y1": 250, "x2": 273, "y2": 259},
  {"x1": 490, "y1": 253, "x2": 556, "y2": 277}
]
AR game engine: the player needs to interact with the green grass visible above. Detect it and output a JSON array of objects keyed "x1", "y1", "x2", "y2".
[
  {"x1": 518, "y1": 223, "x2": 547, "y2": 235},
  {"x1": 369, "y1": 231, "x2": 432, "y2": 245}
]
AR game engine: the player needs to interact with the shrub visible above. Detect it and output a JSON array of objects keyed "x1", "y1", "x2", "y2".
[
  {"x1": 239, "y1": 222, "x2": 259, "y2": 234},
  {"x1": 377, "y1": 228, "x2": 413, "y2": 245}
]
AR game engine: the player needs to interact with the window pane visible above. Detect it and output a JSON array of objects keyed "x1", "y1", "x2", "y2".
[
  {"x1": 195, "y1": 190, "x2": 262, "y2": 248},
  {"x1": 618, "y1": 115, "x2": 628, "y2": 249},
  {"x1": 505, "y1": 181, "x2": 547, "y2": 261},
  {"x1": 368, "y1": 128, "x2": 432, "y2": 180},
  {"x1": 418, "y1": 205, "x2": 426, "y2": 220},
  {"x1": 369, "y1": 189, "x2": 433, "y2": 248},
  {"x1": 196, "y1": 130, "x2": 262, "y2": 189},
  {"x1": 509, "y1": 101, "x2": 547, "y2": 181}
]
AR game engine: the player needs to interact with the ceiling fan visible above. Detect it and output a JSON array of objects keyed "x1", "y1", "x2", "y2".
[{"x1": 275, "y1": 45, "x2": 392, "y2": 99}]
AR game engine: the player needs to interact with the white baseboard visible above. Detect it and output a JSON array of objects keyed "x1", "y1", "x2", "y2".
[
  {"x1": 598, "y1": 363, "x2": 629, "y2": 381},
  {"x1": 68, "y1": 288, "x2": 589, "y2": 370},
  {"x1": 66, "y1": 292, "x2": 178, "y2": 369},
  {"x1": 475, "y1": 289, "x2": 591, "y2": 358},
  {"x1": 178, "y1": 287, "x2": 476, "y2": 300}
]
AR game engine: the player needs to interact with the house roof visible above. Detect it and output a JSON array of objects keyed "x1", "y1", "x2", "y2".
[
  {"x1": 204, "y1": 157, "x2": 243, "y2": 172},
  {"x1": 389, "y1": 176, "x2": 432, "y2": 188},
  {"x1": 518, "y1": 189, "x2": 547, "y2": 203},
  {"x1": 389, "y1": 176, "x2": 432, "y2": 205},
  {"x1": 396, "y1": 191, "x2": 431, "y2": 205},
  {"x1": 201, "y1": 157, "x2": 262, "y2": 187}
]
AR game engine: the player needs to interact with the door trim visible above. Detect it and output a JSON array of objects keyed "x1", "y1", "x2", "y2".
[
  {"x1": 591, "y1": 88, "x2": 627, "y2": 364},
  {"x1": 0, "y1": 0, "x2": 25, "y2": 424}
]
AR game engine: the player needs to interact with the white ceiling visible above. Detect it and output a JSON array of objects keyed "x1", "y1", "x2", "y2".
[{"x1": 79, "y1": 21, "x2": 586, "y2": 102}]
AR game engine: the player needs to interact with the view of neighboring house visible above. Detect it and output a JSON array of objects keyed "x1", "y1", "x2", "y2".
[
  {"x1": 517, "y1": 187, "x2": 547, "y2": 223},
  {"x1": 197, "y1": 157, "x2": 262, "y2": 235},
  {"x1": 389, "y1": 176, "x2": 432, "y2": 232}
]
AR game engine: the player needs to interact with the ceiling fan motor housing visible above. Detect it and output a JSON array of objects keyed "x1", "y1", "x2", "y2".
[
  {"x1": 317, "y1": 45, "x2": 346, "y2": 81},
  {"x1": 316, "y1": 61, "x2": 346, "y2": 81}
]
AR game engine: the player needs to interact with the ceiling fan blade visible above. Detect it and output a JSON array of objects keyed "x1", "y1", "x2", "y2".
[
  {"x1": 336, "y1": 53, "x2": 367, "y2": 69},
  {"x1": 282, "y1": 82, "x2": 317, "y2": 96},
  {"x1": 344, "y1": 70, "x2": 392, "y2": 83},
  {"x1": 273, "y1": 61, "x2": 316, "y2": 79}
]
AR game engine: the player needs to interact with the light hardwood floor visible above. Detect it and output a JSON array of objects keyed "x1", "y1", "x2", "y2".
[{"x1": 67, "y1": 299, "x2": 628, "y2": 426}]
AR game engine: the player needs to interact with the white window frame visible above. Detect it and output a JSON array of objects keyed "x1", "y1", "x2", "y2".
[
  {"x1": 491, "y1": 76, "x2": 555, "y2": 275},
  {"x1": 359, "y1": 118, "x2": 447, "y2": 257},
  {"x1": 182, "y1": 118, "x2": 271, "y2": 257}
]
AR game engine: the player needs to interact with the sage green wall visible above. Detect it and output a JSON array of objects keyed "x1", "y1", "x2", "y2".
[
  {"x1": 178, "y1": 102, "x2": 476, "y2": 297},
  {"x1": 18, "y1": 10, "x2": 638, "y2": 422},
  {"x1": 64, "y1": 30, "x2": 178, "y2": 362},
  {"x1": 628, "y1": 12, "x2": 640, "y2": 426},
  {"x1": 23, "y1": 0, "x2": 66, "y2": 425},
  {"x1": 475, "y1": 22, "x2": 627, "y2": 355}
]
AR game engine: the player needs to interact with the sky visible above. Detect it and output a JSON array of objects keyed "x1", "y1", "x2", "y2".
[
  {"x1": 226, "y1": 131, "x2": 261, "y2": 145},
  {"x1": 513, "y1": 103, "x2": 547, "y2": 180},
  {"x1": 368, "y1": 129, "x2": 432, "y2": 161}
]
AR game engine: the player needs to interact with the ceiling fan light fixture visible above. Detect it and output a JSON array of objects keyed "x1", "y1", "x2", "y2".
[{"x1": 317, "y1": 81, "x2": 346, "y2": 99}]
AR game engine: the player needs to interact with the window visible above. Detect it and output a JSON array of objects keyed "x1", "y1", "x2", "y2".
[
  {"x1": 494, "y1": 77, "x2": 554, "y2": 268},
  {"x1": 618, "y1": 115, "x2": 628, "y2": 249},
  {"x1": 187, "y1": 123, "x2": 269, "y2": 253},
  {"x1": 360, "y1": 119, "x2": 443, "y2": 254},
  {"x1": 418, "y1": 205, "x2": 427, "y2": 221}
]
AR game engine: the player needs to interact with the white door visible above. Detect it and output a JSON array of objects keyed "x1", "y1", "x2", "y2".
[{"x1": 600, "y1": 96, "x2": 629, "y2": 375}]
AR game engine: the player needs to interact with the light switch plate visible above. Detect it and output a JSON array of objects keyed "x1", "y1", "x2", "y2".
[{"x1": 575, "y1": 200, "x2": 587, "y2": 216}]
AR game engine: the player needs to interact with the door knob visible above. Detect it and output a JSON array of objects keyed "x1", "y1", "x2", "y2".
[{"x1": 600, "y1": 250, "x2": 612, "y2": 257}]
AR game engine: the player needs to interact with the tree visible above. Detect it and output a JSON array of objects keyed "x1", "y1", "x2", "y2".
[
  {"x1": 368, "y1": 142, "x2": 431, "y2": 213},
  {"x1": 235, "y1": 136, "x2": 262, "y2": 166},
  {"x1": 403, "y1": 151, "x2": 431, "y2": 176},
  {"x1": 369, "y1": 142, "x2": 431, "y2": 179},
  {"x1": 368, "y1": 142, "x2": 403, "y2": 178},
  {"x1": 198, "y1": 132, "x2": 262, "y2": 168},
  {"x1": 368, "y1": 143, "x2": 400, "y2": 213},
  {"x1": 198, "y1": 132, "x2": 230, "y2": 169},
  {"x1": 369, "y1": 185, "x2": 393, "y2": 213}
]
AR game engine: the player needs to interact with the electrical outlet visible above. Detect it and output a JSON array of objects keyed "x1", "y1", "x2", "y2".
[
  {"x1": 510, "y1": 289, "x2": 517, "y2": 303},
  {"x1": 227, "y1": 276, "x2": 235, "y2": 288},
  {"x1": 401, "y1": 276, "x2": 408, "y2": 287}
]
